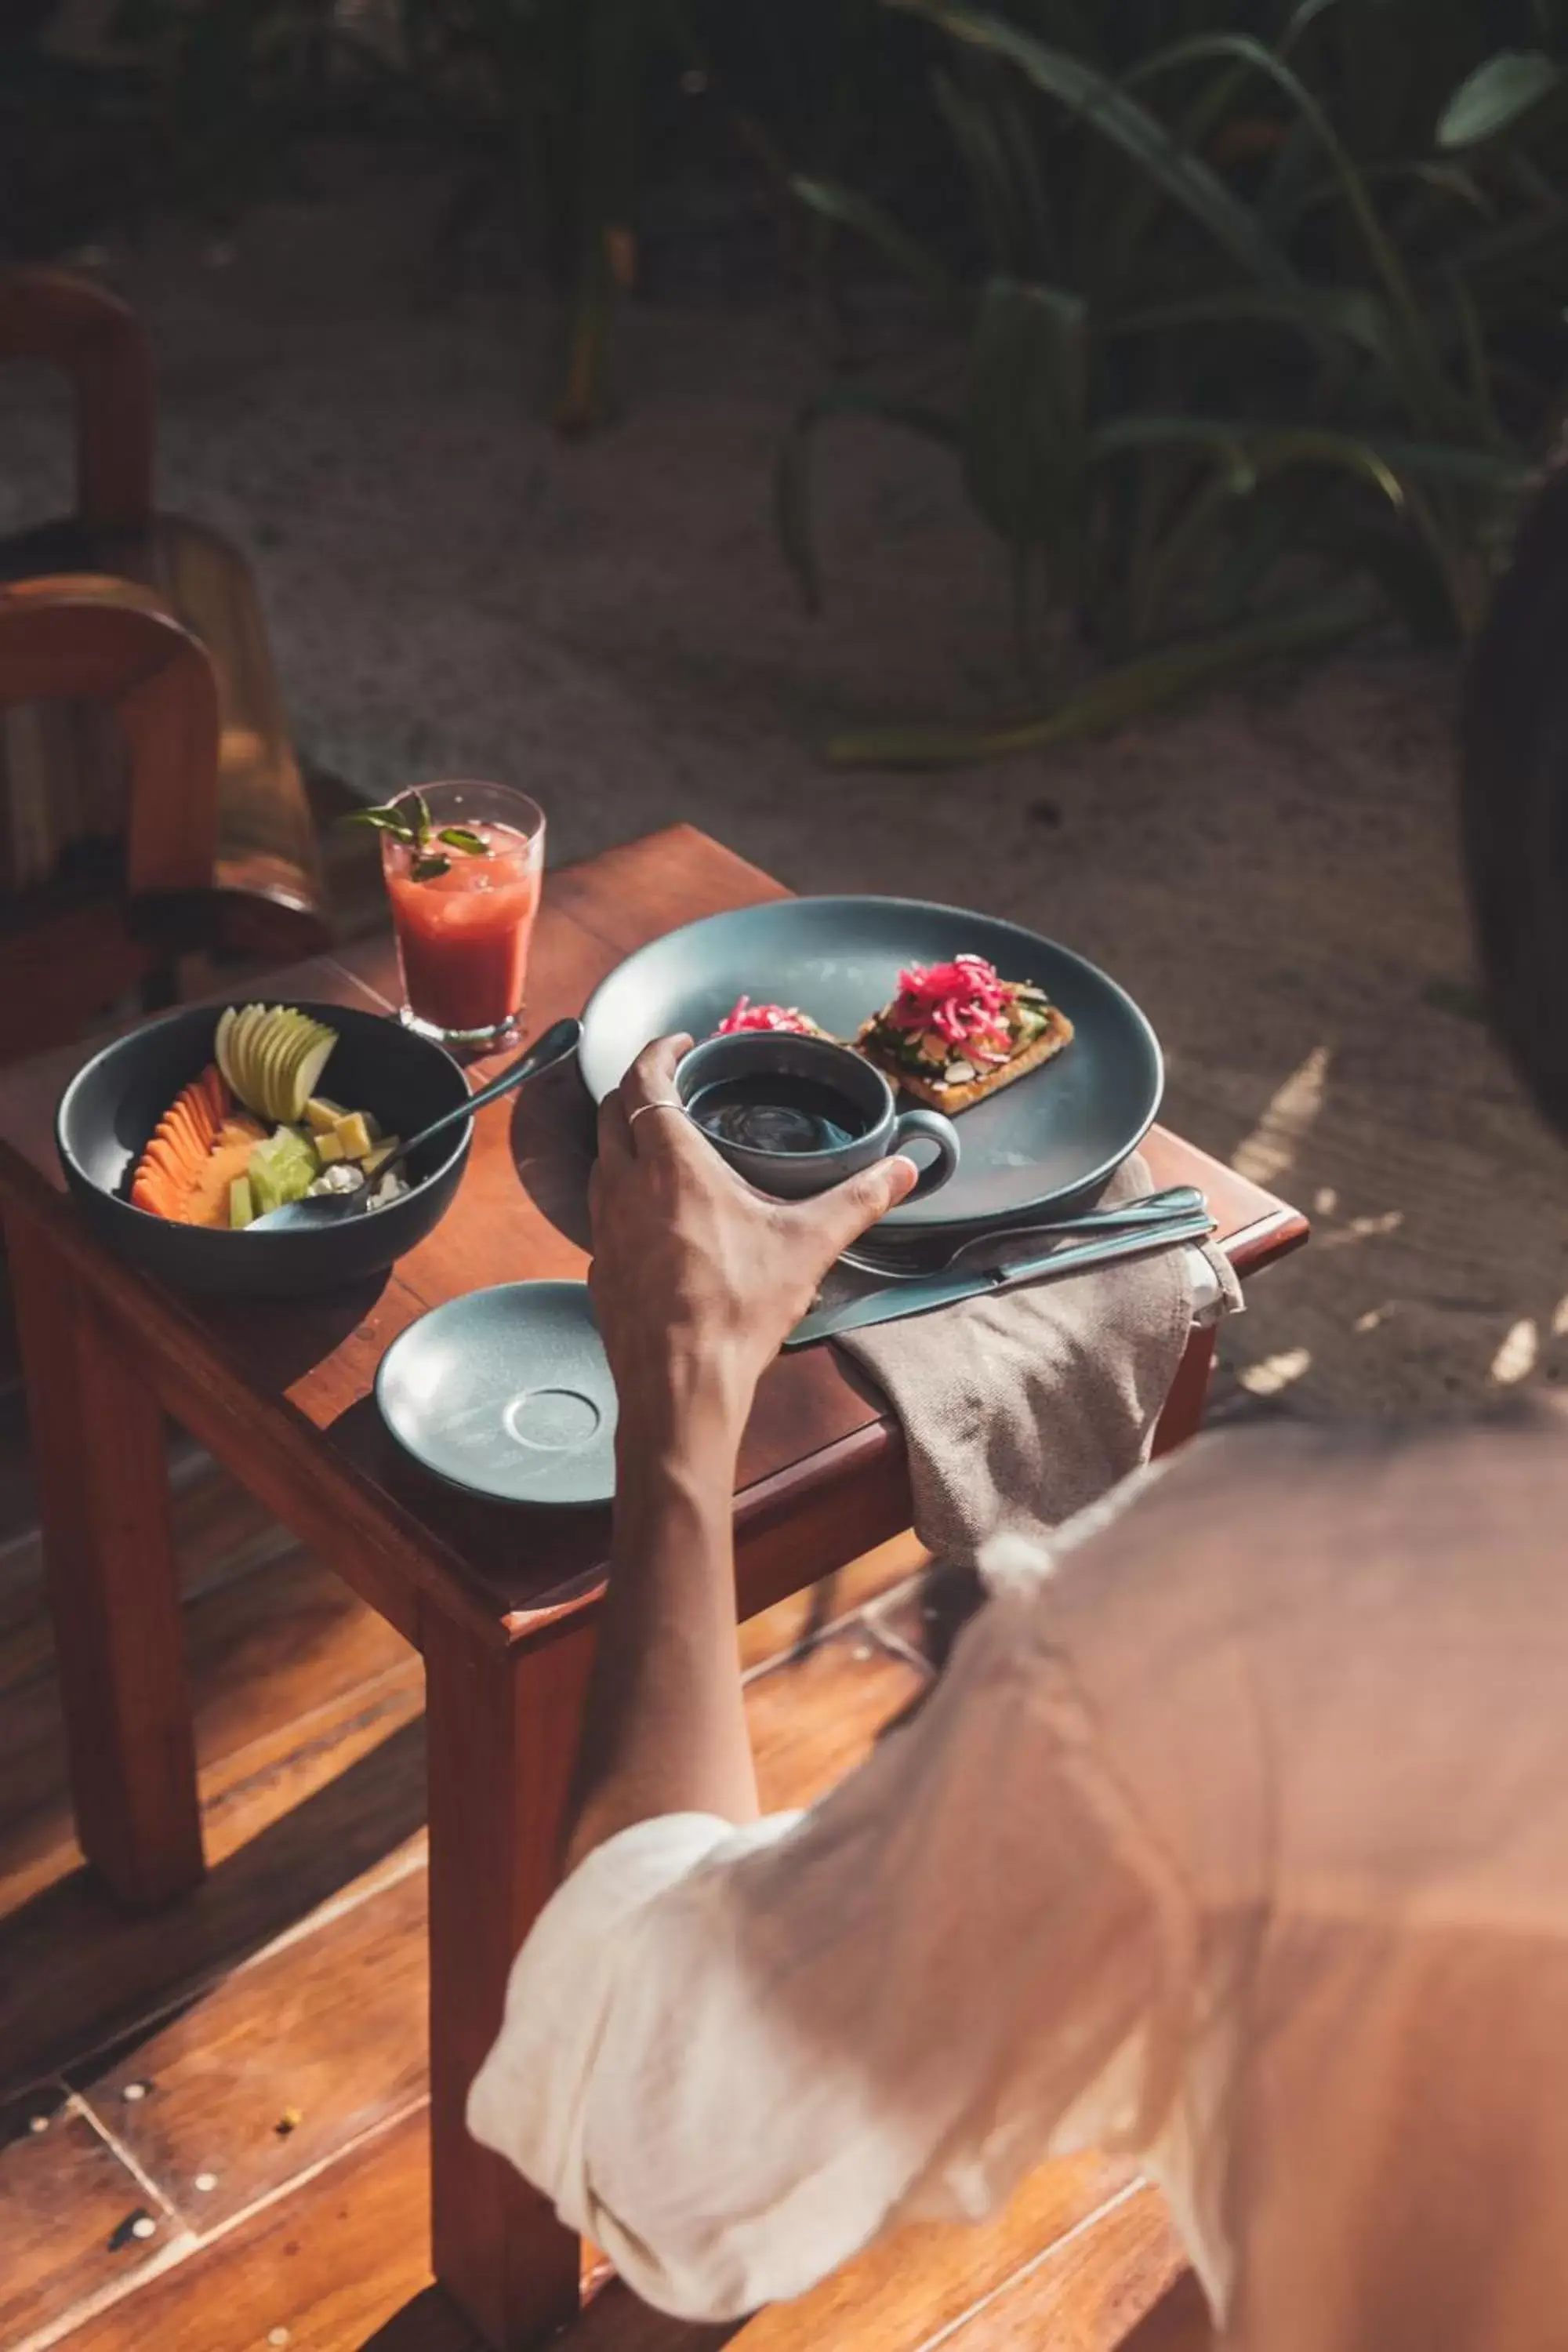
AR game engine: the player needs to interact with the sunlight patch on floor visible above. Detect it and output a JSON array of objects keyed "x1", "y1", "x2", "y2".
[
  {"x1": 1490, "y1": 1319, "x2": 1539, "y2": 1385},
  {"x1": 1238, "y1": 1346, "x2": 1312, "y2": 1397},
  {"x1": 1232, "y1": 1046, "x2": 1331, "y2": 1187},
  {"x1": 1318, "y1": 1209, "x2": 1404, "y2": 1250}
]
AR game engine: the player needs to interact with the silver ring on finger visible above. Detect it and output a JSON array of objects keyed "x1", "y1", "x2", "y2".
[{"x1": 626, "y1": 1098, "x2": 686, "y2": 1130}]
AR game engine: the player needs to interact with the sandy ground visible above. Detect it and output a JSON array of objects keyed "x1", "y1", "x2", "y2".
[{"x1": 3, "y1": 163, "x2": 1563, "y2": 1421}]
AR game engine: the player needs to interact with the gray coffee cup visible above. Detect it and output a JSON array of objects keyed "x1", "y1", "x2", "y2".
[{"x1": 674, "y1": 1031, "x2": 960, "y2": 1203}]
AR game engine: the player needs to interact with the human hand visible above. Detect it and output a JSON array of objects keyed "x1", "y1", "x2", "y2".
[{"x1": 589, "y1": 1034, "x2": 917, "y2": 1448}]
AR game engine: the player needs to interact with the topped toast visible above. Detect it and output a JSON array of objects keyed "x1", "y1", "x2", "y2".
[
  {"x1": 855, "y1": 952, "x2": 1073, "y2": 1112},
  {"x1": 714, "y1": 997, "x2": 833, "y2": 1039}
]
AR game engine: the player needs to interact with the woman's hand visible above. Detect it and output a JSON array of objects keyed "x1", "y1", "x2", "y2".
[{"x1": 589, "y1": 1035, "x2": 917, "y2": 1450}]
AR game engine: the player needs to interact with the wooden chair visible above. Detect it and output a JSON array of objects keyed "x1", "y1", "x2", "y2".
[{"x1": 0, "y1": 266, "x2": 331, "y2": 1054}]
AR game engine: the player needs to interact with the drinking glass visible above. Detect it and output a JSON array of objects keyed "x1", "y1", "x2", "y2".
[{"x1": 380, "y1": 781, "x2": 545, "y2": 1054}]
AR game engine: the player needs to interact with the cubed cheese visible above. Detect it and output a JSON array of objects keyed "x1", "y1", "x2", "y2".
[{"x1": 333, "y1": 1112, "x2": 375, "y2": 1160}]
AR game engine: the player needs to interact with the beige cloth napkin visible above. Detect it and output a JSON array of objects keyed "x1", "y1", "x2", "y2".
[{"x1": 833, "y1": 1154, "x2": 1240, "y2": 1562}]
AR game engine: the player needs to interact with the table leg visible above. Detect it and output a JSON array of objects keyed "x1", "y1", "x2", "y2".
[
  {"x1": 1151, "y1": 1325, "x2": 1218, "y2": 1457},
  {"x1": 8, "y1": 1217, "x2": 203, "y2": 1907},
  {"x1": 425, "y1": 1608, "x2": 596, "y2": 2350}
]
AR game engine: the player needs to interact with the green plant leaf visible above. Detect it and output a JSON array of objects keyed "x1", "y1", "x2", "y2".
[
  {"x1": 934, "y1": 64, "x2": 1045, "y2": 277},
  {"x1": 1090, "y1": 413, "x2": 1529, "y2": 495},
  {"x1": 825, "y1": 587, "x2": 1376, "y2": 769},
  {"x1": 1432, "y1": 198, "x2": 1568, "y2": 303},
  {"x1": 1123, "y1": 30, "x2": 1450, "y2": 428},
  {"x1": 1280, "y1": 0, "x2": 1345, "y2": 54},
  {"x1": 889, "y1": 1, "x2": 1298, "y2": 294},
  {"x1": 960, "y1": 278, "x2": 1089, "y2": 566},
  {"x1": 338, "y1": 806, "x2": 418, "y2": 844},
  {"x1": 1274, "y1": 157, "x2": 1497, "y2": 237},
  {"x1": 1105, "y1": 284, "x2": 1393, "y2": 365},
  {"x1": 1298, "y1": 508, "x2": 1463, "y2": 645},
  {"x1": 411, "y1": 854, "x2": 452, "y2": 882},
  {"x1": 774, "y1": 388, "x2": 959, "y2": 612},
  {"x1": 791, "y1": 176, "x2": 964, "y2": 310},
  {"x1": 437, "y1": 826, "x2": 492, "y2": 856},
  {"x1": 1437, "y1": 51, "x2": 1560, "y2": 151},
  {"x1": 1446, "y1": 268, "x2": 1504, "y2": 446}
]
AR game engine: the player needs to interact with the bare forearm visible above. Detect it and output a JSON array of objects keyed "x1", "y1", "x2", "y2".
[{"x1": 564, "y1": 1375, "x2": 758, "y2": 1871}]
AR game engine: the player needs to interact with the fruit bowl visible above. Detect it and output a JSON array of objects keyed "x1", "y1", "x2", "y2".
[{"x1": 56, "y1": 1002, "x2": 473, "y2": 1298}]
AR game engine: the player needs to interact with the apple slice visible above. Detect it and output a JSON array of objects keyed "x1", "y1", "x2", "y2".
[
  {"x1": 214, "y1": 1006, "x2": 238, "y2": 1093},
  {"x1": 287, "y1": 1023, "x2": 337, "y2": 1122},
  {"x1": 228, "y1": 1005, "x2": 265, "y2": 1116},
  {"x1": 274, "y1": 1012, "x2": 318, "y2": 1120},
  {"x1": 258, "y1": 1007, "x2": 295, "y2": 1122},
  {"x1": 261, "y1": 1011, "x2": 297, "y2": 1123},
  {"x1": 219, "y1": 1006, "x2": 339, "y2": 1125}
]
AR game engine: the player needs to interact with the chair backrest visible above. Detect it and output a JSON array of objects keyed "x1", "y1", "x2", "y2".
[
  {"x1": 0, "y1": 268, "x2": 153, "y2": 535},
  {"x1": 0, "y1": 575, "x2": 220, "y2": 902},
  {"x1": 0, "y1": 269, "x2": 330, "y2": 959}
]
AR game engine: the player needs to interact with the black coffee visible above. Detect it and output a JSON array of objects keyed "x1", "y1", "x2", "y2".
[{"x1": 688, "y1": 1073, "x2": 869, "y2": 1156}]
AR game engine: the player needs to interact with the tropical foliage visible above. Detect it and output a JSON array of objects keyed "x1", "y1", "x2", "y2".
[
  {"x1": 779, "y1": 0, "x2": 1568, "y2": 764},
  {"x1": 12, "y1": 1, "x2": 1567, "y2": 762}
]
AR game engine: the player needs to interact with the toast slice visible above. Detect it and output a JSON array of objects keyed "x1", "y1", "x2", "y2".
[
  {"x1": 855, "y1": 954, "x2": 1074, "y2": 1113},
  {"x1": 714, "y1": 997, "x2": 833, "y2": 1040},
  {"x1": 873, "y1": 1004, "x2": 1075, "y2": 1112}
]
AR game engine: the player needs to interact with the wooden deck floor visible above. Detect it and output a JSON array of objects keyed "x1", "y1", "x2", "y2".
[{"x1": 0, "y1": 1298, "x2": 1199, "y2": 2352}]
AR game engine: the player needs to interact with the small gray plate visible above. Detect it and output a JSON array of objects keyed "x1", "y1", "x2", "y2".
[{"x1": 376, "y1": 1280, "x2": 617, "y2": 1506}]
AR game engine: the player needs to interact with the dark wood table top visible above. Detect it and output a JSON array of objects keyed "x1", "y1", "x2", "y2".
[{"x1": 0, "y1": 826, "x2": 1305, "y2": 1655}]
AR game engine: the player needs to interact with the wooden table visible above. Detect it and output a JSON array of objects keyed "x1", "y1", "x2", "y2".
[{"x1": 0, "y1": 826, "x2": 1305, "y2": 2350}]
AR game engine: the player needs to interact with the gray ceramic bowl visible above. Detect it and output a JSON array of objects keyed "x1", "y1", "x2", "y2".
[{"x1": 56, "y1": 1001, "x2": 471, "y2": 1298}]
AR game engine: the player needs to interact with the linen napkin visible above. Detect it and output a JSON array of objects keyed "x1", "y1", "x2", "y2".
[{"x1": 833, "y1": 1153, "x2": 1240, "y2": 1563}]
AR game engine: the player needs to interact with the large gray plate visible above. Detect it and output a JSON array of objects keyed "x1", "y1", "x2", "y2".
[{"x1": 579, "y1": 897, "x2": 1162, "y2": 1232}]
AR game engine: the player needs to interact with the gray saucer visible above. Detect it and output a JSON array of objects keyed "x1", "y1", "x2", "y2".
[{"x1": 376, "y1": 1280, "x2": 617, "y2": 1506}]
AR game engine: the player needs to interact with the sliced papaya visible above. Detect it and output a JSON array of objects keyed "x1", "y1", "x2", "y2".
[
  {"x1": 131, "y1": 1167, "x2": 176, "y2": 1218},
  {"x1": 183, "y1": 1136, "x2": 260, "y2": 1229},
  {"x1": 129, "y1": 1063, "x2": 237, "y2": 1222},
  {"x1": 159, "y1": 1108, "x2": 201, "y2": 1168},
  {"x1": 216, "y1": 1112, "x2": 267, "y2": 1152},
  {"x1": 141, "y1": 1138, "x2": 186, "y2": 1183}
]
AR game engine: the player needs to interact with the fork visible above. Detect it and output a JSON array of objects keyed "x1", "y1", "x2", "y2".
[{"x1": 840, "y1": 1182, "x2": 1208, "y2": 1280}]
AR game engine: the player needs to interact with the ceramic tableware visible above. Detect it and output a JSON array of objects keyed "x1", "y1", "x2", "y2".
[
  {"x1": 579, "y1": 896, "x2": 1160, "y2": 1234},
  {"x1": 376, "y1": 1279, "x2": 616, "y2": 1505},
  {"x1": 673, "y1": 1030, "x2": 960, "y2": 1203}
]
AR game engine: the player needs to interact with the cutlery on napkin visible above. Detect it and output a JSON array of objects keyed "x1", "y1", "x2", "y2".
[
  {"x1": 786, "y1": 1203, "x2": 1217, "y2": 1347},
  {"x1": 808, "y1": 1153, "x2": 1243, "y2": 1563}
]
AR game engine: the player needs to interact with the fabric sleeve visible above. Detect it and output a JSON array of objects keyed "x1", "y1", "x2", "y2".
[{"x1": 466, "y1": 1588, "x2": 1192, "y2": 2322}]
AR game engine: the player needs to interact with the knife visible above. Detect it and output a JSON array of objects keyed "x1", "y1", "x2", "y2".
[{"x1": 784, "y1": 1208, "x2": 1218, "y2": 1349}]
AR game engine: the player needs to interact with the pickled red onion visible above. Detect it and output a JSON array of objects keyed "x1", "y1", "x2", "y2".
[
  {"x1": 716, "y1": 997, "x2": 822, "y2": 1036},
  {"x1": 884, "y1": 953, "x2": 1013, "y2": 1059}
]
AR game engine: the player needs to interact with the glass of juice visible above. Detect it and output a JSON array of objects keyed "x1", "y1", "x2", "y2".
[{"x1": 381, "y1": 780, "x2": 545, "y2": 1054}]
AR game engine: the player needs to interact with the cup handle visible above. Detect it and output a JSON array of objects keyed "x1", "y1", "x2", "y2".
[{"x1": 889, "y1": 1109, "x2": 961, "y2": 1200}]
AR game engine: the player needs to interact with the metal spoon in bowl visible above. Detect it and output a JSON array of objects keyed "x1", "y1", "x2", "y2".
[{"x1": 249, "y1": 1015, "x2": 582, "y2": 1232}]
